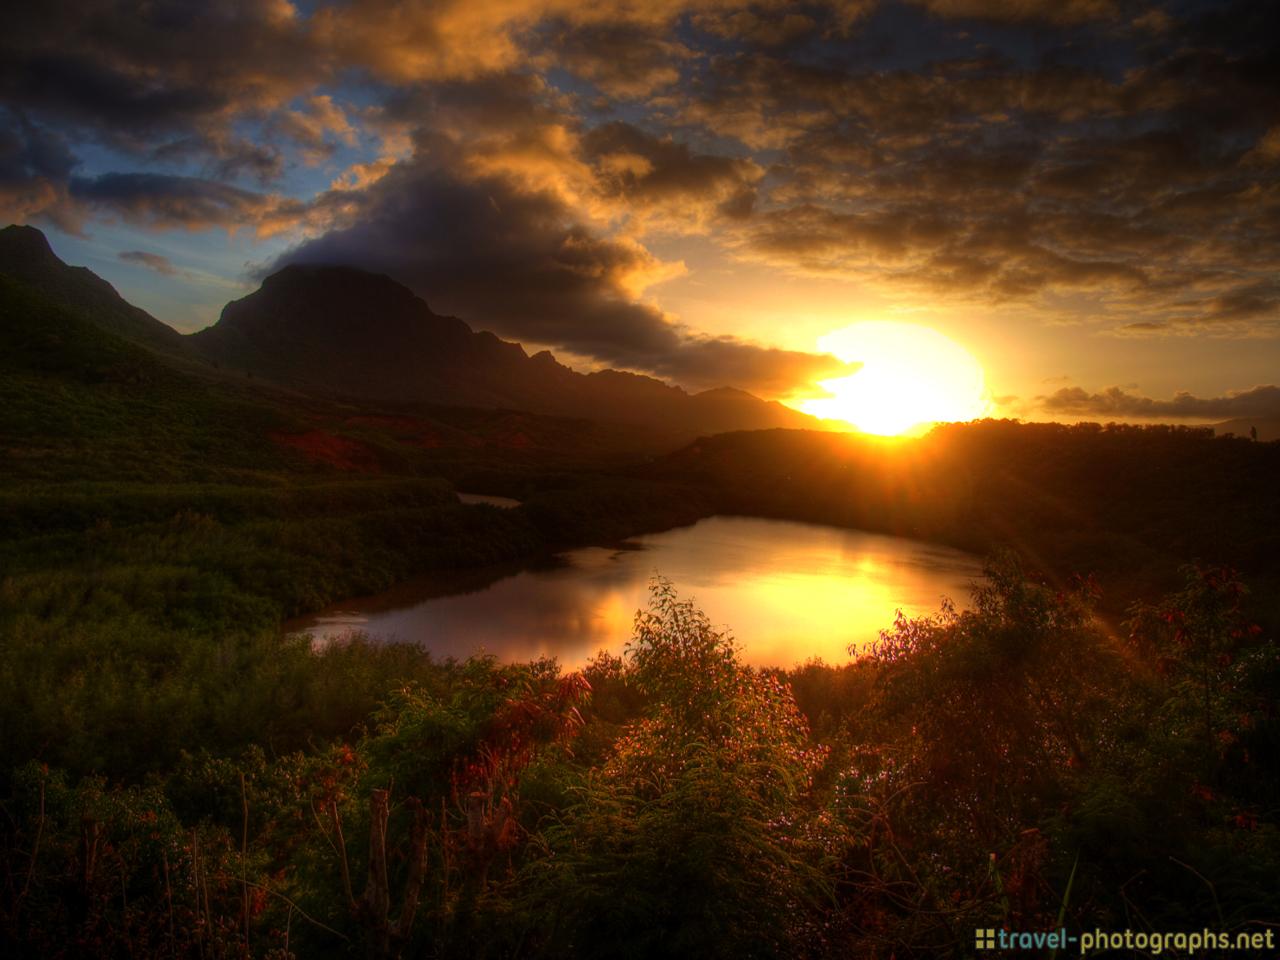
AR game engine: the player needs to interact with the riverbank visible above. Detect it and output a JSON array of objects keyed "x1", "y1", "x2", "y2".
[{"x1": 0, "y1": 470, "x2": 720, "y2": 777}]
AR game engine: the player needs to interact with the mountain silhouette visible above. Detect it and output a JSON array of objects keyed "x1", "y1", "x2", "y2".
[
  {"x1": 0, "y1": 226, "x2": 819, "y2": 437},
  {"x1": 189, "y1": 261, "x2": 820, "y2": 433},
  {"x1": 0, "y1": 225, "x2": 185, "y2": 353}
]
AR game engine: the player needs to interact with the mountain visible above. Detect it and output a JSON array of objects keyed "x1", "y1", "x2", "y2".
[
  {"x1": 190, "y1": 261, "x2": 819, "y2": 435},
  {"x1": 0, "y1": 252, "x2": 696, "y2": 485},
  {"x1": 0, "y1": 225, "x2": 186, "y2": 353},
  {"x1": 0, "y1": 224, "x2": 819, "y2": 442}
]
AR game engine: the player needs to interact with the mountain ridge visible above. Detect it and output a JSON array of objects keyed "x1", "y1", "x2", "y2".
[
  {"x1": 1, "y1": 225, "x2": 820, "y2": 437},
  {"x1": 0, "y1": 225, "x2": 186, "y2": 354}
]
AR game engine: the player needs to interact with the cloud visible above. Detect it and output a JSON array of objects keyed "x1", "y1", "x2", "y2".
[
  {"x1": 671, "y1": 3, "x2": 1280, "y2": 334},
  {"x1": 1039, "y1": 384, "x2": 1280, "y2": 420},
  {"x1": 117, "y1": 249, "x2": 177, "y2": 275},
  {"x1": 0, "y1": 0, "x2": 316, "y2": 153},
  {"x1": 277, "y1": 148, "x2": 847, "y2": 393},
  {"x1": 267, "y1": 95, "x2": 357, "y2": 165},
  {"x1": 581, "y1": 121, "x2": 762, "y2": 228},
  {"x1": 0, "y1": 111, "x2": 79, "y2": 230},
  {"x1": 6, "y1": 0, "x2": 1280, "y2": 388},
  {"x1": 693, "y1": 9, "x2": 819, "y2": 46},
  {"x1": 308, "y1": 0, "x2": 748, "y2": 88},
  {"x1": 69, "y1": 173, "x2": 306, "y2": 237},
  {"x1": 538, "y1": 22, "x2": 693, "y2": 98},
  {"x1": 262, "y1": 65, "x2": 846, "y2": 394},
  {"x1": 908, "y1": 0, "x2": 1118, "y2": 26}
]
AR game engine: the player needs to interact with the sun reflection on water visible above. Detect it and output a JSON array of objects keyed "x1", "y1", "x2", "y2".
[{"x1": 290, "y1": 516, "x2": 981, "y2": 668}]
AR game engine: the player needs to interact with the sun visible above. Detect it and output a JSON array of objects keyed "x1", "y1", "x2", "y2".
[{"x1": 798, "y1": 321, "x2": 990, "y2": 436}]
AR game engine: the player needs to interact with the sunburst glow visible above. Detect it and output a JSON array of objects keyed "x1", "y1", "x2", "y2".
[{"x1": 799, "y1": 321, "x2": 990, "y2": 435}]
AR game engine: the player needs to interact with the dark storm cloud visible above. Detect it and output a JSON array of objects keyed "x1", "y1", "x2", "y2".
[
  {"x1": 687, "y1": 1, "x2": 1280, "y2": 332},
  {"x1": 692, "y1": 8, "x2": 819, "y2": 47},
  {"x1": 0, "y1": 114, "x2": 77, "y2": 184},
  {"x1": 118, "y1": 250, "x2": 177, "y2": 275},
  {"x1": 69, "y1": 173, "x2": 304, "y2": 235},
  {"x1": 0, "y1": 111, "x2": 80, "y2": 229},
  {"x1": 1040, "y1": 385, "x2": 1280, "y2": 420},
  {"x1": 581, "y1": 121, "x2": 761, "y2": 221},
  {"x1": 908, "y1": 0, "x2": 1118, "y2": 26},
  {"x1": 278, "y1": 155, "x2": 847, "y2": 392},
  {"x1": 0, "y1": 1, "x2": 317, "y2": 149}
]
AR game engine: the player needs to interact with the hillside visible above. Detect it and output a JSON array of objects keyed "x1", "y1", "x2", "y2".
[
  {"x1": 0, "y1": 226, "x2": 819, "y2": 440},
  {"x1": 0, "y1": 276, "x2": 711, "y2": 492},
  {"x1": 0, "y1": 225, "x2": 186, "y2": 354},
  {"x1": 190, "y1": 261, "x2": 818, "y2": 435}
]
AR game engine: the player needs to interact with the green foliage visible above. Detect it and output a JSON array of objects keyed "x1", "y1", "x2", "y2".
[
  {"x1": 868, "y1": 554, "x2": 1125, "y2": 812},
  {"x1": 0, "y1": 479, "x2": 543, "y2": 777},
  {"x1": 1, "y1": 568, "x2": 1278, "y2": 959},
  {"x1": 809, "y1": 559, "x2": 1280, "y2": 956},
  {"x1": 525, "y1": 581, "x2": 830, "y2": 960},
  {"x1": 520, "y1": 478, "x2": 717, "y2": 546}
]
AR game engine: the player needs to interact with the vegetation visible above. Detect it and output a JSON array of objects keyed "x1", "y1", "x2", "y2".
[
  {"x1": 2, "y1": 567, "x2": 1276, "y2": 958},
  {"x1": 3, "y1": 244, "x2": 1278, "y2": 956}
]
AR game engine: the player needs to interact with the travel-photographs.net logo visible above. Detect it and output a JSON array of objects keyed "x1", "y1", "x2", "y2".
[{"x1": 974, "y1": 926, "x2": 1276, "y2": 955}]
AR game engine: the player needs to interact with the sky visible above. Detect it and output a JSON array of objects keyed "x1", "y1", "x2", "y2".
[{"x1": 2, "y1": 0, "x2": 1279, "y2": 426}]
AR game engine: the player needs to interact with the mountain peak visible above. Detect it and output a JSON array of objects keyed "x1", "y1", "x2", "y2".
[
  {"x1": 0, "y1": 224, "x2": 58, "y2": 266},
  {"x1": 256, "y1": 262, "x2": 426, "y2": 306},
  {"x1": 0, "y1": 223, "x2": 183, "y2": 350},
  {"x1": 265, "y1": 261, "x2": 395, "y2": 284},
  {"x1": 0, "y1": 228, "x2": 822, "y2": 438},
  {"x1": 209, "y1": 263, "x2": 464, "y2": 346}
]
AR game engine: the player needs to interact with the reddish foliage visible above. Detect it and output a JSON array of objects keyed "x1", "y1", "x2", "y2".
[
  {"x1": 268, "y1": 430, "x2": 380, "y2": 471},
  {"x1": 343, "y1": 415, "x2": 443, "y2": 448},
  {"x1": 448, "y1": 673, "x2": 592, "y2": 866},
  {"x1": 1231, "y1": 810, "x2": 1259, "y2": 830}
]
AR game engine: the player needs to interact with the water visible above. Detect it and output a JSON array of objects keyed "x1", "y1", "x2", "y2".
[
  {"x1": 285, "y1": 515, "x2": 982, "y2": 667},
  {"x1": 456, "y1": 492, "x2": 522, "y2": 508}
]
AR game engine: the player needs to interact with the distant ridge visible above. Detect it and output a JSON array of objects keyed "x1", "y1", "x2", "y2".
[
  {"x1": 0, "y1": 225, "x2": 185, "y2": 353},
  {"x1": 188, "y1": 260, "x2": 819, "y2": 435},
  {"x1": 0, "y1": 225, "x2": 820, "y2": 437}
]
